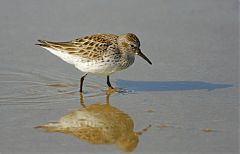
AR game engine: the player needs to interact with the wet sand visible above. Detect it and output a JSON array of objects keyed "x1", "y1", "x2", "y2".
[{"x1": 0, "y1": 0, "x2": 238, "y2": 153}]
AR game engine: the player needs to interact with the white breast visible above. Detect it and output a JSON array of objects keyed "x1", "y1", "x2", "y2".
[{"x1": 44, "y1": 47, "x2": 135, "y2": 76}]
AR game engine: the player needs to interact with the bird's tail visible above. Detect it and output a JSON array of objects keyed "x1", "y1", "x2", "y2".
[
  {"x1": 35, "y1": 122, "x2": 64, "y2": 132},
  {"x1": 35, "y1": 40, "x2": 51, "y2": 48}
]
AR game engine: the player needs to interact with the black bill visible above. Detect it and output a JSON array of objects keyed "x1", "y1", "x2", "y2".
[{"x1": 137, "y1": 51, "x2": 152, "y2": 65}]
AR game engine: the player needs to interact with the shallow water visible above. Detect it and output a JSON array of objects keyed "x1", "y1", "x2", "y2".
[
  {"x1": 0, "y1": 63, "x2": 238, "y2": 154},
  {"x1": 0, "y1": 0, "x2": 238, "y2": 154}
]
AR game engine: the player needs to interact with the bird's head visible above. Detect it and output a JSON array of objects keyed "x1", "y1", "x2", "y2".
[{"x1": 117, "y1": 33, "x2": 152, "y2": 65}]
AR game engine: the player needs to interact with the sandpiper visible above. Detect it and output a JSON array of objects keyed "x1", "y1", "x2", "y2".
[{"x1": 36, "y1": 33, "x2": 152, "y2": 92}]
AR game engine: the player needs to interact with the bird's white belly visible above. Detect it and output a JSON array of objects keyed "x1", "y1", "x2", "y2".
[
  {"x1": 44, "y1": 47, "x2": 134, "y2": 76},
  {"x1": 75, "y1": 60, "x2": 122, "y2": 76},
  {"x1": 75, "y1": 55, "x2": 135, "y2": 75}
]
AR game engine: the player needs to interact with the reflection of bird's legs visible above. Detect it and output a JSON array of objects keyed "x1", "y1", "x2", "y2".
[
  {"x1": 105, "y1": 86, "x2": 117, "y2": 104},
  {"x1": 79, "y1": 84, "x2": 117, "y2": 106},
  {"x1": 79, "y1": 93, "x2": 86, "y2": 108},
  {"x1": 106, "y1": 93, "x2": 110, "y2": 104},
  {"x1": 136, "y1": 124, "x2": 152, "y2": 136}
]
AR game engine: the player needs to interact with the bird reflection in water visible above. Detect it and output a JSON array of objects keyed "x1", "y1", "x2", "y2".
[{"x1": 36, "y1": 89, "x2": 151, "y2": 152}]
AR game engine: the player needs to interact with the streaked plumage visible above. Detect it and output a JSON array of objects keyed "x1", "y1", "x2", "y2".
[{"x1": 36, "y1": 33, "x2": 152, "y2": 92}]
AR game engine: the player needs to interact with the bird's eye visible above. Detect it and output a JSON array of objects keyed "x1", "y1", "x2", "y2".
[{"x1": 130, "y1": 44, "x2": 135, "y2": 48}]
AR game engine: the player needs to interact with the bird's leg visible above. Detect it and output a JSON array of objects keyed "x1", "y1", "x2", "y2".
[
  {"x1": 79, "y1": 73, "x2": 88, "y2": 93},
  {"x1": 136, "y1": 124, "x2": 152, "y2": 136},
  {"x1": 107, "y1": 75, "x2": 114, "y2": 89}
]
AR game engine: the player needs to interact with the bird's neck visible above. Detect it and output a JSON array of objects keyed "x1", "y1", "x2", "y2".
[{"x1": 120, "y1": 53, "x2": 135, "y2": 69}]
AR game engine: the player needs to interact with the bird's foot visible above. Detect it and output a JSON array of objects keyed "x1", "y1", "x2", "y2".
[{"x1": 106, "y1": 87, "x2": 117, "y2": 95}]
